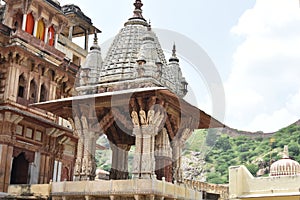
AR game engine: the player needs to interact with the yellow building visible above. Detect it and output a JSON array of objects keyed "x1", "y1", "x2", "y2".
[{"x1": 229, "y1": 146, "x2": 300, "y2": 200}]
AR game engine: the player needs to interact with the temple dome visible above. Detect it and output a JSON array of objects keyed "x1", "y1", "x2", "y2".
[
  {"x1": 98, "y1": 0, "x2": 187, "y2": 97},
  {"x1": 270, "y1": 145, "x2": 300, "y2": 177},
  {"x1": 101, "y1": 21, "x2": 167, "y2": 83}
]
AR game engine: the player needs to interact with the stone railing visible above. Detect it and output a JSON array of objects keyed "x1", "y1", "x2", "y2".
[
  {"x1": 10, "y1": 30, "x2": 65, "y2": 65},
  {"x1": 45, "y1": 0, "x2": 61, "y2": 10}
]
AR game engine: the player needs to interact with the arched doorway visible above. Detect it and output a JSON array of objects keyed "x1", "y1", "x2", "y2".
[
  {"x1": 61, "y1": 167, "x2": 69, "y2": 181},
  {"x1": 10, "y1": 152, "x2": 29, "y2": 184}
]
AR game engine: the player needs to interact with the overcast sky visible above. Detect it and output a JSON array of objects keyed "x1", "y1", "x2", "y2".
[{"x1": 58, "y1": 0, "x2": 300, "y2": 133}]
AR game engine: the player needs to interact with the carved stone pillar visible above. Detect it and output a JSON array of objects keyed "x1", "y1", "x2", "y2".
[
  {"x1": 68, "y1": 26, "x2": 73, "y2": 40},
  {"x1": 84, "y1": 29, "x2": 89, "y2": 50},
  {"x1": 155, "y1": 128, "x2": 172, "y2": 182},
  {"x1": 22, "y1": 14, "x2": 27, "y2": 31},
  {"x1": 171, "y1": 138, "x2": 183, "y2": 184},
  {"x1": 0, "y1": 112, "x2": 23, "y2": 192},
  {"x1": 73, "y1": 104, "x2": 98, "y2": 181},
  {"x1": 0, "y1": 144, "x2": 13, "y2": 192},
  {"x1": 49, "y1": 82, "x2": 57, "y2": 101},
  {"x1": 44, "y1": 26, "x2": 49, "y2": 43},
  {"x1": 172, "y1": 128, "x2": 192, "y2": 184},
  {"x1": 131, "y1": 109, "x2": 164, "y2": 179},
  {"x1": 33, "y1": 19, "x2": 38, "y2": 37},
  {"x1": 4, "y1": 64, "x2": 19, "y2": 101},
  {"x1": 110, "y1": 143, "x2": 130, "y2": 180},
  {"x1": 54, "y1": 34, "x2": 59, "y2": 48}
]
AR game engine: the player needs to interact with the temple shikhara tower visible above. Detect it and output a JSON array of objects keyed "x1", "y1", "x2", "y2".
[{"x1": 0, "y1": 0, "x2": 225, "y2": 199}]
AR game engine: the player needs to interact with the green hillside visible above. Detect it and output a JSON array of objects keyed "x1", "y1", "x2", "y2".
[
  {"x1": 183, "y1": 122, "x2": 300, "y2": 184},
  {"x1": 95, "y1": 122, "x2": 300, "y2": 184}
]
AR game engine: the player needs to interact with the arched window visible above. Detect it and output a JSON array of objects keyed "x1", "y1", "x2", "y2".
[
  {"x1": 39, "y1": 84, "x2": 47, "y2": 102},
  {"x1": 48, "y1": 25, "x2": 55, "y2": 46},
  {"x1": 29, "y1": 79, "x2": 37, "y2": 103},
  {"x1": 36, "y1": 19, "x2": 45, "y2": 41},
  {"x1": 49, "y1": 69, "x2": 55, "y2": 81},
  {"x1": 17, "y1": 74, "x2": 26, "y2": 98},
  {"x1": 25, "y1": 13, "x2": 34, "y2": 35}
]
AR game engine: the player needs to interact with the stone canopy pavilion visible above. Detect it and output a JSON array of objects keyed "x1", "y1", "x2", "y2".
[{"x1": 30, "y1": 0, "x2": 225, "y2": 199}]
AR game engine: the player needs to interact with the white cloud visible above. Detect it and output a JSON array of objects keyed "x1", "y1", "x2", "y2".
[
  {"x1": 286, "y1": 89, "x2": 300, "y2": 116},
  {"x1": 249, "y1": 108, "x2": 298, "y2": 133},
  {"x1": 225, "y1": 0, "x2": 300, "y2": 132}
]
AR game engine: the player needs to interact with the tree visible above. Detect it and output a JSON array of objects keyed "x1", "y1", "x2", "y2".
[
  {"x1": 246, "y1": 164, "x2": 258, "y2": 176},
  {"x1": 215, "y1": 136, "x2": 231, "y2": 151}
]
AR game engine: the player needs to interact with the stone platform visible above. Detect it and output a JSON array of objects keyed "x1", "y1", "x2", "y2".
[{"x1": 6, "y1": 179, "x2": 203, "y2": 200}]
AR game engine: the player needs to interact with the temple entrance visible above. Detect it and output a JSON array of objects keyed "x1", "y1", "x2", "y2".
[{"x1": 10, "y1": 152, "x2": 29, "y2": 184}]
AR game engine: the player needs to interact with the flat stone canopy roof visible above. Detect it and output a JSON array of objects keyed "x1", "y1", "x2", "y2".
[{"x1": 32, "y1": 87, "x2": 224, "y2": 130}]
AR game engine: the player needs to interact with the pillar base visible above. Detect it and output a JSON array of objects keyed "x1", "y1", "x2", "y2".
[{"x1": 109, "y1": 168, "x2": 129, "y2": 180}]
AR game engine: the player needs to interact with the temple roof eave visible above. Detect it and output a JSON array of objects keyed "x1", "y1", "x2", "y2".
[{"x1": 31, "y1": 87, "x2": 225, "y2": 129}]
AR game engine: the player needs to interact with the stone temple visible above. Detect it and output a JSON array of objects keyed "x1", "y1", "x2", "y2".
[{"x1": 0, "y1": 0, "x2": 227, "y2": 199}]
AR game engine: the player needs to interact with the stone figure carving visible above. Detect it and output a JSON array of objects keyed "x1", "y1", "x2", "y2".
[
  {"x1": 139, "y1": 110, "x2": 147, "y2": 125},
  {"x1": 131, "y1": 111, "x2": 139, "y2": 126},
  {"x1": 147, "y1": 109, "x2": 155, "y2": 125}
]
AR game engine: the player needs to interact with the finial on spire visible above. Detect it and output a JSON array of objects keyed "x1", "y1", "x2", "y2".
[
  {"x1": 172, "y1": 43, "x2": 177, "y2": 57},
  {"x1": 125, "y1": 0, "x2": 148, "y2": 26},
  {"x1": 283, "y1": 145, "x2": 289, "y2": 159},
  {"x1": 94, "y1": 30, "x2": 98, "y2": 45},
  {"x1": 90, "y1": 30, "x2": 101, "y2": 51},
  {"x1": 169, "y1": 43, "x2": 179, "y2": 62},
  {"x1": 133, "y1": 0, "x2": 144, "y2": 19},
  {"x1": 147, "y1": 19, "x2": 151, "y2": 31}
]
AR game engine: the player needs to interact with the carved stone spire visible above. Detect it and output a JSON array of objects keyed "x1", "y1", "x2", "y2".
[{"x1": 77, "y1": 32, "x2": 102, "y2": 92}]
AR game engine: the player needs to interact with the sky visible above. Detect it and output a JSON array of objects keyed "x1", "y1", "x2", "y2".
[{"x1": 58, "y1": 0, "x2": 300, "y2": 133}]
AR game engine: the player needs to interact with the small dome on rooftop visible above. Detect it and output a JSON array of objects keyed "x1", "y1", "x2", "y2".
[{"x1": 270, "y1": 145, "x2": 300, "y2": 177}]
